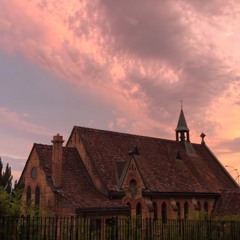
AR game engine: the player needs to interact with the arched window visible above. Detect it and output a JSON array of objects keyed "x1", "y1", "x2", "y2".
[
  {"x1": 204, "y1": 201, "x2": 208, "y2": 212},
  {"x1": 126, "y1": 202, "x2": 131, "y2": 217},
  {"x1": 129, "y1": 179, "x2": 137, "y2": 199},
  {"x1": 153, "y1": 202, "x2": 158, "y2": 220},
  {"x1": 162, "y1": 202, "x2": 167, "y2": 223},
  {"x1": 35, "y1": 186, "x2": 40, "y2": 206},
  {"x1": 136, "y1": 202, "x2": 142, "y2": 218},
  {"x1": 26, "y1": 186, "x2": 31, "y2": 205},
  {"x1": 204, "y1": 201, "x2": 208, "y2": 219},
  {"x1": 176, "y1": 202, "x2": 181, "y2": 219},
  {"x1": 197, "y1": 201, "x2": 201, "y2": 211},
  {"x1": 184, "y1": 202, "x2": 189, "y2": 220}
]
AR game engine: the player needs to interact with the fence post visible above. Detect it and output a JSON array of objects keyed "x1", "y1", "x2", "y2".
[
  {"x1": 145, "y1": 218, "x2": 148, "y2": 240},
  {"x1": 206, "y1": 220, "x2": 212, "y2": 240},
  {"x1": 115, "y1": 217, "x2": 119, "y2": 240},
  {"x1": 54, "y1": 216, "x2": 58, "y2": 240},
  {"x1": 26, "y1": 215, "x2": 30, "y2": 240},
  {"x1": 150, "y1": 218, "x2": 153, "y2": 240},
  {"x1": 110, "y1": 219, "x2": 114, "y2": 240},
  {"x1": 178, "y1": 218, "x2": 181, "y2": 237},
  {"x1": 231, "y1": 221, "x2": 235, "y2": 240}
]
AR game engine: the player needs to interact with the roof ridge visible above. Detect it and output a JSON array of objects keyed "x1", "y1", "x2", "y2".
[{"x1": 75, "y1": 125, "x2": 175, "y2": 142}]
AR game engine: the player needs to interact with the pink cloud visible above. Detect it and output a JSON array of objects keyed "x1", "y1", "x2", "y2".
[
  {"x1": 0, "y1": 107, "x2": 50, "y2": 136},
  {"x1": 1, "y1": 0, "x2": 240, "y2": 177}
]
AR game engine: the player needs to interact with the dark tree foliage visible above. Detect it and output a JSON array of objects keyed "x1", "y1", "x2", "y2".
[
  {"x1": 0, "y1": 157, "x2": 13, "y2": 193},
  {"x1": 0, "y1": 157, "x2": 22, "y2": 217}
]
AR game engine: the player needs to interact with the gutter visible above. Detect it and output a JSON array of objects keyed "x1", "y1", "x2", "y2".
[{"x1": 142, "y1": 190, "x2": 220, "y2": 198}]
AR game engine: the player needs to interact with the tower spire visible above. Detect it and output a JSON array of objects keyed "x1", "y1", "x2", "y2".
[{"x1": 175, "y1": 107, "x2": 190, "y2": 142}]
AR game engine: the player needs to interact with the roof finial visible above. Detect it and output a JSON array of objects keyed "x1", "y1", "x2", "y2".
[
  {"x1": 180, "y1": 99, "x2": 183, "y2": 109},
  {"x1": 200, "y1": 132, "x2": 206, "y2": 144}
]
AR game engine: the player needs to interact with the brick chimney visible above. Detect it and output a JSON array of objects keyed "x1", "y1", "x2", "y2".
[{"x1": 52, "y1": 134, "x2": 64, "y2": 188}]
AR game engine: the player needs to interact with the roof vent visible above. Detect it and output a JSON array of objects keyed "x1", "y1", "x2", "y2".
[
  {"x1": 175, "y1": 150, "x2": 181, "y2": 160},
  {"x1": 128, "y1": 145, "x2": 139, "y2": 156}
]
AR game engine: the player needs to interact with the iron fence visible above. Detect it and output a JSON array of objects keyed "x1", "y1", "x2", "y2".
[{"x1": 0, "y1": 216, "x2": 240, "y2": 240}]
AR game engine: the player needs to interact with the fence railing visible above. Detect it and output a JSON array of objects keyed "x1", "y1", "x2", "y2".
[{"x1": 0, "y1": 216, "x2": 240, "y2": 240}]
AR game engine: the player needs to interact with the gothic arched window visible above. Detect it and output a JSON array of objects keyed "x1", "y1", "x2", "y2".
[
  {"x1": 129, "y1": 179, "x2": 137, "y2": 199},
  {"x1": 35, "y1": 186, "x2": 40, "y2": 206},
  {"x1": 26, "y1": 186, "x2": 31, "y2": 205},
  {"x1": 184, "y1": 202, "x2": 189, "y2": 219},
  {"x1": 204, "y1": 201, "x2": 208, "y2": 219},
  {"x1": 136, "y1": 202, "x2": 142, "y2": 218},
  {"x1": 176, "y1": 202, "x2": 181, "y2": 219},
  {"x1": 153, "y1": 202, "x2": 158, "y2": 220},
  {"x1": 197, "y1": 201, "x2": 201, "y2": 211},
  {"x1": 204, "y1": 201, "x2": 208, "y2": 212},
  {"x1": 126, "y1": 202, "x2": 131, "y2": 217},
  {"x1": 162, "y1": 202, "x2": 167, "y2": 223}
]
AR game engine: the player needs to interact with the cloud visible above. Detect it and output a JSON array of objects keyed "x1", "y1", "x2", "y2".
[
  {"x1": 116, "y1": 118, "x2": 127, "y2": 129},
  {"x1": 99, "y1": 0, "x2": 189, "y2": 61},
  {"x1": 0, "y1": 107, "x2": 54, "y2": 160},
  {"x1": 1, "y1": 0, "x2": 236, "y2": 117},
  {"x1": 217, "y1": 138, "x2": 240, "y2": 154},
  {"x1": 181, "y1": 0, "x2": 236, "y2": 16},
  {"x1": 0, "y1": 0, "x2": 240, "y2": 176},
  {"x1": 0, "y1": 107, "x2": 50, "y2": 137}
]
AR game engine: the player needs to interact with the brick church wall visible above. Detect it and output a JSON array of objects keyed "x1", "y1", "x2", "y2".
[{"x1": 21, "y1": 148, "x2": 56, "y2": 215}]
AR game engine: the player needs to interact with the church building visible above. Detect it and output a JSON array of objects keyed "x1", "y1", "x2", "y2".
[{"x1": 19, "y1": 109, "x2": 240, "y2": 219}]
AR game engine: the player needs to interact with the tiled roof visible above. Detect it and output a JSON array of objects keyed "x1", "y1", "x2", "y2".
[
  {"x1": 33, "y1": 125, "x2": 240, "y2": 216},
  {"x1": 114, "y1": 157, "x2": 129, "y2": 182},
  {"x1": 213, "y1": 190, "x2": 240, "y2": 216},
  {"x1": 74, "y1": 126, "x2": 238, "y2": 193},
  {"x1": 35, "y1": 144, "x2": 126, "y2": 210}
]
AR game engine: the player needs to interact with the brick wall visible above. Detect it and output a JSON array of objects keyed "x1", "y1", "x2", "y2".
[{"x1": 21, "y1": 148, "x2": 56, "y2": 215}]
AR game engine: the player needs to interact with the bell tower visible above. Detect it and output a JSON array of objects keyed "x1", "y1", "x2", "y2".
[{"x1": 175, "y1": 107, "x2": 190, "y2": 142}]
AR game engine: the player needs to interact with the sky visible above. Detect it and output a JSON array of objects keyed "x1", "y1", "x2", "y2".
[{"x1": 0, "y1": 0, "x2": 240, "y2": 183}]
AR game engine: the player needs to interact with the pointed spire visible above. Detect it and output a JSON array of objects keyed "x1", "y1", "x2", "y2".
[
  {"x1": 175, "y1": 109, "x2": 189, "y2": 132},
  {"x1": 175, "y1": 108, "x2": 190, "y2": 142}
]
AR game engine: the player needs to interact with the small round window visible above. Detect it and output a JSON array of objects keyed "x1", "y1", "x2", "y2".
[
  {"x1": 31, "y1": 167, "x2": 37, "y2": 179},
  {"x1": 129, "y1": 179, "x2": 137, "y2": 189}
]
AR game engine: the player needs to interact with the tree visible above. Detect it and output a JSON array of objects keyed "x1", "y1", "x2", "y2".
[
  {"x1": 0, "y1": 157, "x2": 22, "y2": 216},
  {"x1": 0, "y1": 186, "x2": 22, "y2": 217},
  {"x1": 0, "y1": 157, "x2": 13, "y2": 193}
]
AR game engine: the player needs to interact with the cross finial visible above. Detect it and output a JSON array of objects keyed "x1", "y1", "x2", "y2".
[{"x1": 200, "y1": 132, "x2": 206, "y2": 144}]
